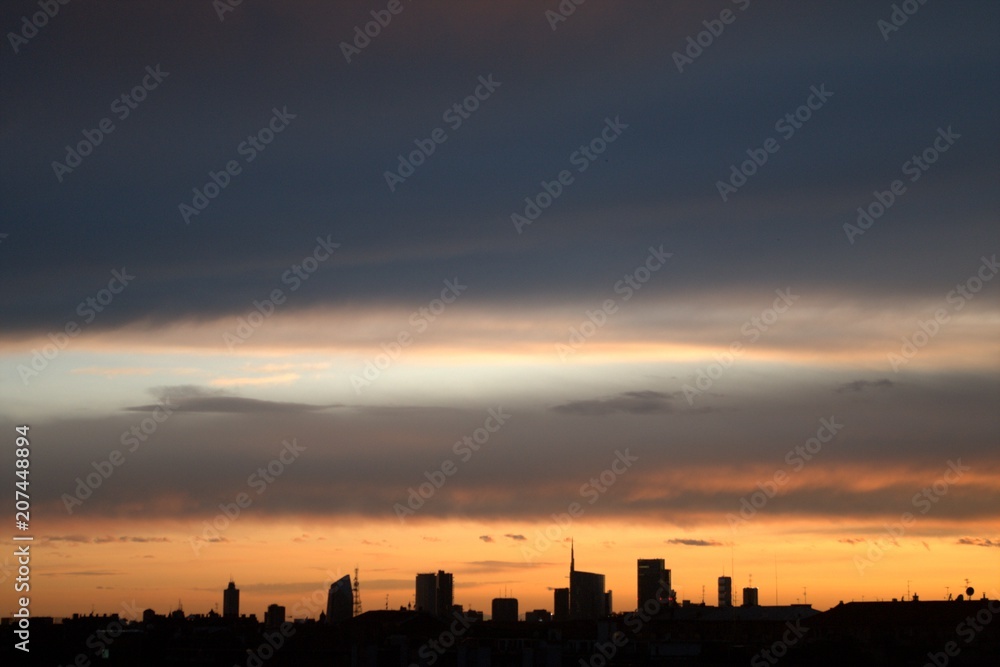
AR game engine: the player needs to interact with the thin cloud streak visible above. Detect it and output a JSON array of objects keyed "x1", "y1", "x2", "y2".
[
  {"x1": 552, "y1": 391, "x2": 676, "y2": 416},
  {"x1": 125, "y1": 385, "x2": 338, "y2": 413},
  {"x1": 836, "y1": 379, "x2": 896, "y2": 393},
  {"x1": 666, "y1": 538, "x2": 725, "y2": 547}
]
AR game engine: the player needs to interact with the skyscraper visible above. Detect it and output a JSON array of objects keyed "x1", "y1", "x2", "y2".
[
  {"x1": 491, "y1": 597, "x2": 518, "y2": 623},
  {"x1": 415, "y1": 570, "x2": 454, "y2": 618},
  {"x1": 742, "y1": 587, "x2": 759, "y2": 607},
  {"x1": 223, "y1": 580, "x2": 239, "y2": 619},
  {"x1": 436, "y1": 570, "x2": 454, "y2": 617},
  {"x1": 265, "y1": 604, "x2": 286, "y2": 628},
  {"x1": 637, "y1": 558, "x2": 671, "y2": 609},
  {"x1": 553, "y1": 588, "x2": 569, "y2": 622},
  {"x1": 327, "y1": 574, "x2": 353, "y2": 622},
  {"x1": 718, "y1": 576, "x2": 732, "y2": 608},
  {"x1": 415, "y1": 573, "x2": 437, "y2": 614},
  {"x1": 569, "y1": 541, "x2": 610, "y2": 620}
]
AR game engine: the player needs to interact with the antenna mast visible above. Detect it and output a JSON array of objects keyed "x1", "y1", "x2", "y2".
[
  {"x1": 774, "y1": 555, "x2": 778, "y2": 606},
  {"x1": 353, "y1": 567, "x2": 362, "y2": 616}
]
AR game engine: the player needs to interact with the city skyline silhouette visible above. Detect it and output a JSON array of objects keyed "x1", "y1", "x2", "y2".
[{"x1": 1, "y1": 1, "x2": 998, "y2": 664}]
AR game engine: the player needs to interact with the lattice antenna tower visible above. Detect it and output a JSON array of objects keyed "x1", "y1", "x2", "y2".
[{"x1": 353, "y1": 567, "x2": 362, "y2": 616}]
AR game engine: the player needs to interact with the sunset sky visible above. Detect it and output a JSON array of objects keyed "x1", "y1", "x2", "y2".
[{"x1": 1, "y1": 1, "x2": 998, "y2": 620}]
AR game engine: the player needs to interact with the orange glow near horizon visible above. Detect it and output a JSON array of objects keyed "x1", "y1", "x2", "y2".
[{"x1": 11, "y1": 515, "x2": 1000, "y2": 620}]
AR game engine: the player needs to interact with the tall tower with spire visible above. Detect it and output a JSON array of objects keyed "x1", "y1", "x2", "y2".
[
  {"x1": 223, "y1": 578, "x2": 239, "y2": 619},
  {"x1": 568, "y1": 540, "x2": 609, "y2": 620}
]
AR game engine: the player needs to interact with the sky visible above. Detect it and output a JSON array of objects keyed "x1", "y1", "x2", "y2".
[{"x1": 1, "y1": 0, "x2": 998, "y2": 620}]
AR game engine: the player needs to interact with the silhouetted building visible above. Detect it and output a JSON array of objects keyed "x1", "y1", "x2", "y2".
[
  {"x1": 265, "y1": 604, "x2": 285, "y2": 628},
  {"x1": 327, "y1": 574, "x2": 353, "y2": 622},
  {"x1": 491, "y1": 597, "x2": 518, "y2": 623},
  {"x1": 415, "y1": 573, "x2": 437, "y2": 613},
  {"x1": 569, "y1": 541, "x2": 610, "y2": 619},
  {"x1": 223, "y1": 580, "x2": 239, "y2": 619},
  {"x1": 415, "y1": 570, "x2": 454, "y2": 618},
  {"x1": 799, "y1": 600, "x2": 999, "y2": 663},
  {"x1": 437, "y1": 571, "x2": 454, "y2": 617},
  {"x1": 743, "y1": 587, "x2": 759, "y2": 607},
  {"x1": 637, "y1": 558, "x2": 671, "y2": 609},
  {"x1": 525, "y1": 609, "x2": 551, "y2": 623},
  {"x1": 718, "y1": 576, "x2": 732, "y2": 607},
  {"x1": 553, "y1": 588, "x2": 569, "y2": 622},
  {"x1": 570, "y1": 570, "x2": 607, "y2": 619}
]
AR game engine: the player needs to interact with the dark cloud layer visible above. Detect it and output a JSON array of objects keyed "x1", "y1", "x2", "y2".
[
  {"x1": 1, "y1": 2, "x2": 997, "y2": 558},
  {"x1": 836, "y1": 379, "x2": 896, "y2": 394},
  {"x1": 1, "y1": 1, "x2": 998, "y2": 334},
  {"x1": 552, "y1": 391, "x2": 675, "y2": 416},
  {"x1": 11, "y1": 371, "x2": 999, "y2": 525},
  {"x1": 126, "y1": 385, "x2": 337, "y2": 413}
]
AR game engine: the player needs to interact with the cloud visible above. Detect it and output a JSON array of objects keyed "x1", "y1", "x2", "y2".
[
  {"x1": 462, "y1": 560, "x2": 551, "y2": 573},
  {"x1": 504, "y1": 534, "x2": 526, "y2": 541},
  {"x1": 552, "y1": 391, "x2": 674, "y2": 416},
  {"x1": 836, "y1": 379, "x2": 895, "y2": 394},
  {"x1": 666, "y1": 538, "x2": 724, "y2": 547},
  {"x1": 94, "y1": 536, "x2": 171, "y2": 544},
  {"x1": 838, "y1": 538, "x2": 866, "y2": 545},
  {"x1": 126, "y1": 385, "x2": 337, "y2": 413},
  {"x1": 1, "y1": 0, "x2": 997, "y2": 345},
  {"x1": 47, "y1": 535, "x2": 170, "y2": 544},
  {"x1": 124, "y1": 536, "x2": 171, "y2": 543},
  {"x1": 957, "y1": 537, "x2": 1000, "y2": 548},
  {"x1": 45, "y1": 535, "x2": 92, "y2": 543},
  {"x1": 479, "y1": 535, "x2": 494, "y2": 543},
  {"x1": 17, "y1": 380, "x2": 1000, "y2": 526}
]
